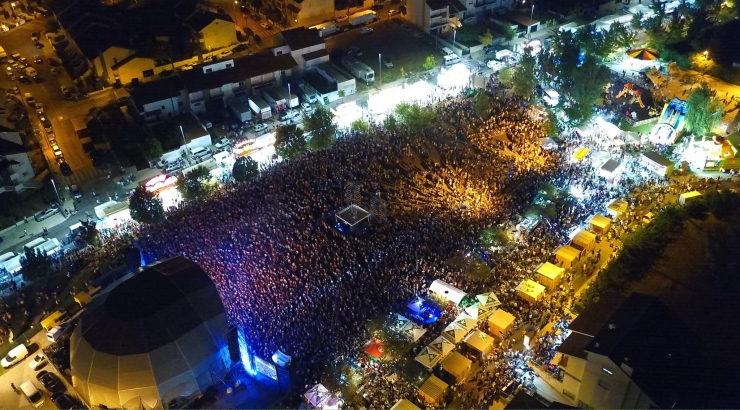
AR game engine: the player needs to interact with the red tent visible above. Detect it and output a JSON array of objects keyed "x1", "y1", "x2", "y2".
[{"x1": 363, "y1": 338, "x2": 387, "y2": 361}]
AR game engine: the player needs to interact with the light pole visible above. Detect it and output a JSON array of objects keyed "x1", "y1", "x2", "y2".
[
  {"x1": 379, "y1": 53, "x2": 382, "y2": 84},
  {"x1": 51, "y1": 179, "x2": 61, "y2": 205},
  {"x1": 180, "y1": 125, "x2": 190, "y2": 161},
  {"x1": 523, "y1": 0, "x2": 534, "y2": 39},
  {"x1": 453, "y1": 28, "x2": 457, "y2": 50}
]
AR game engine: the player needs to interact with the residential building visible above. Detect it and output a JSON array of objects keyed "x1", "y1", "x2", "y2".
[
  {"x1": 279, "y1": 27, "x2": 329, "y2": 73},
  {"x1": 407, "y1": 0, "x2": 464, "y2": 34},
  {"x1": 277, "y1": 0, "x2": 335, "y2": 28},
  {"x1": 303, "y1": 63, "x2": 356, "y2": 105},
  {"x1": 185, "y1": 11, "x2": 237, "y2": 52},
  {"x1": 0, "y1": 127, "x2": 35, "y2": 193},
  {"x1": 554, "y1": 293, "x2": 738, "y2": 409},
  {"x1": 129, "y1": 76, "x2": 187, "y2": 124}
]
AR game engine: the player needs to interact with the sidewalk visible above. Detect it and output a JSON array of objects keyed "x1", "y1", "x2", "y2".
[{"x1": 0, "y1": 198, "x2": 73, "y2": 254}]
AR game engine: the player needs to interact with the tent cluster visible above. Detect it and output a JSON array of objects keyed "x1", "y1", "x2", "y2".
[{"x1": 304, "y1": 384, "x2": 343, "y2": 409}]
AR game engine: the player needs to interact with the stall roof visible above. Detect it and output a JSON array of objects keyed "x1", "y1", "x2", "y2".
[
  {"x1": 589, "y1": 214, "x2": 612, "y2": 230},
  {"x1": 600, "y1": 159, "x2": 621, "y2": 174},
  {"x1": 401, "y1": 321, "x2": 427, "y2": 342},
  {"x1": 429, "y1": 335, "x2": 456, "y2": 358},
  {"x1": 537, "y1": 262, "x2": 564, "y2": 280},
  {"x1": 464, "y1": 330, "x2": 495, "y2": 353},
  {"x1": 440, "y1": 351, "x2": 472, "y2": 379},
  {"x1": 476, "y1": 292, "x2": 501, "y2": 308},
  {"x1": 573, "y1": 230, "x2": 597, "y2": 246},
  {"x1": 2, "y1": 254, "x2": 23, "y2": 274},
  {"x1": 390, "y1": 399, "x2": 422, "y2": 410},
  {"x1": 607, "y1": 199, "x2": 628, "y2": 215},
  {"x1": 451, "y1": 313, "x2": 477, "y2": 333},
  {"x1": 442, "y1": 323, "x2": 468, "y2": 343},
  {"x1": 517, "y1": 279, "x2": 546, "y2": 300},
  {"x1": 555, "y1": 245, "x2": 580, "y2": 262},
  {"x1": 415, "y1": 345, "x2": 443, "y2": 369},
  {"x1": 429, "y1": 279, "x2": 467, "y2": 305},
  {"x1": 573, "y1": 146, "x2": 590, "y2": 161},
  {"x1": 489, "y1": 309, "x2": 516, "y2": 330},
  {"x1": 419, "y1": 375, "x2": 448, "y2": 402}
]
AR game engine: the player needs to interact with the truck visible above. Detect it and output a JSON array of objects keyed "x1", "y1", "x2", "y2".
[
  {"x1": 0, "y1": 46, "x2": 6, "y2": 60},
  {"x1": 262, "y1": 88, "x2": 286, "y2": 112},
  {"x1": 349, "y1": 10, "x2": 376, "y2": 26},
  {"x1": 248, "y1": 95, "x2": 272, "y2": 120},
  {"x1": 228, "y1": 97, "x2": 252, "y2": 123},
  {"x1": 71, "y1": 117, "x2": 88, "y2": 139},
  {"x1": 309, "y1": 22, "x2": 339, "y2": 38},
  {"x1": 341, "y1": 56, "x2": 375, "y2": 83}
]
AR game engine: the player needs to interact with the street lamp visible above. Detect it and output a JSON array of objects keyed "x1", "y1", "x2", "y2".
[
  {"x1": 523, "y1": 0, "x2": 535, "y2": 39},
  {"x1": 9, "y1": 2, "x2": 15, "y2": 17},
  {"x1": 233, "y1": 0, "x2": 238, "y2": 11},
  {"x1": 180, "y1": 125, "x2": 190, "y2": 161},
  {"x1": 379, "y1": 53, "x2": 382, "y2": 84}
]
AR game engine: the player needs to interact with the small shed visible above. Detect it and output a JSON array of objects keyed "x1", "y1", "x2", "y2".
[
  {"x1": 390, "y1": 399, "x2": 422, "y2": 410},
  {"x1": 573, "y1": 146, "x2": 590, "y2": 161},
  {"x1": 488, "y1": 309, "x2": 516, "y2": 337},
  {"x1": 429, "y1": 279, "x2": 467, "y2": 305},
  {"x1": 679, "y1": 191, "x2": 702, "y2": 205},
  {"x1": 464, "y1": 330, "x2": 495, "y2": 358},
  {"x1": 555, "y1": 245, "x2": 580, "y2": 268},
  {"x1": 536, "y1": 262, "x2": 564, "y2": 290},
  {"x1": 419, "y1": 375, "x2": 449, "y2": 404},
  {"x1": 606, "y1": 199, "x2": 629, "y2": 218},
  {"x1": 588, "y1": 214, "x2": 612, "y2": 235},
  {"x1": 571, "y1": 230, "x2": 596, "y2": 252},
  {"x1": 440, "y1": 351, "x2": 472, "y2": 383},
  {"x1": 516, "y1": 279, "x2": 546, "y2": 304}
]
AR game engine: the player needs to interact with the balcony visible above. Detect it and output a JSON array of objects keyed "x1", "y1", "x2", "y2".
[{"x1": 430, "y1": 15, "x2": 450, "y2": 26}]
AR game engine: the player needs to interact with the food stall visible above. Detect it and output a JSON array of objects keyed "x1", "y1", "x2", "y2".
[
  {"x1": 536, "y1": 262, "x2": 564, "y2": 290},
  {"x1": 555, "y1": 245, "x2": 580, "y2": 268},
  {"x1": 516, "y1": 279, "x2": 546, "y2": 304},
  {"x1": 488, "y1": 309, "x2": 516, "y2": 338}
]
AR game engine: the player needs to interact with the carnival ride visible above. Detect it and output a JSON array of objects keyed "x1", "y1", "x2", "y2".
[
  {"x1": 615, "y1": 83, "x2": 645, "y2": 108},
  {"x1": 649, "y1": 97, "x2": 688, "y2": 145}
]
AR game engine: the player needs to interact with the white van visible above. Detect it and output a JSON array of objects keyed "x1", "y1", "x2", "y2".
[
  {"x1": 441, "y1": 47, "x2": 454, "y2": 56},
  {"x1": 1, "y1": 343, "x2": 29, "y2": 368},
  {"x1": 443, "y1": 54, "x2": 461, "y2": 66},
  {"x1": 20, "y1": 381, "x2": 45, "y2": 408},
  {"x1": 190, "y1": 146, "x2": 212, "y2": 160}
]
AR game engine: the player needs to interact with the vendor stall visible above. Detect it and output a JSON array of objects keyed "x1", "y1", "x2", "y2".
[
  {"x1": 536, "y1": 262, "x2": 564, "y2": 290},
  {"x1": 607, "y1": 199, "x2": 629, "y2": 218},
  {"x1": 679, "y1": 191, "x2": 702, "y2": 205},
  {"x1": 573, "y1": 146, "x2": 590, "y2": 162},
  {"x1": 441, "y1": 323, "x2": 468, "y2": 343},
  {"x1": 599, "y1": 159, "x2": 623, "y2": 179},
  {"x1": 406, "y1": 297, "x2": 441, "y2": 325},
  {"x1": 429, "y1": 279, "x2": 467, "y2": 305},
  {"x1": 571, "y1": 230, "x2": 597, "y2": 253},
  {"x1": 419, "y1": 375, "x2": 449, "y2": 404},
  {"x1": 415, "y1": 345, "x2": 443, "y2": 370},
  {"x1": 464, "y1": 330, "x2": 495, "y2": 358},
  {"x1": 395, "y1": 313, "x2": 411, "y2": 330},
  {"x1": 440, "y1": 351, "x2": 472, "y2": 383},
  {"x1": 516, "y1": 279, "x2": 546, "y2": 304},
  {"x1": 488, "y1": 309, "x2": 516, "y2": 337},
  {"x1": 400, "y1": 321, "x2": 427, "y2": 342},
  {"x1": 555, "y1": 245, "x2": 580, "y2": 268},
  {"x1": 390, "y1": 399, "x2": 422, "y2": 410},
  {"x1": 451, "y1": 313, "x2": 477, "y2": 333},
  {"x1": 429, "y1": 336, "x2": 456, "y2": 359},
  {"x1": 304, "y1": 384, "x2": 331, "y2": 408},
  {"x1": 364, "y1": 337, "x2": 387, "y2": 361},
  {"x1": 588, "y1": 214, "x2": 612, "y2": 235}
]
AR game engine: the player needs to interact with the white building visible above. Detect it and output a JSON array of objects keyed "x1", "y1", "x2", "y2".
[
  {"x1": 0, "y1": 127, "x2": 35, "y2": 193},
  {"x1": 129, "y1": 76, "x2": 187, "y2": 124}
]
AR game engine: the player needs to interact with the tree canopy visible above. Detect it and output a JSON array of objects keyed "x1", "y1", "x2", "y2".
[
  {"x1": 512, "y1": 51, "x2": 537, "y2": 99},
  {"x1": 685, "y1": 82, "x2": 724, "y2": 136},
  {"x1": 474, "y1": 91, "x2": 492, "y2": 119},
  {"x1": 304, "y1": 106, "x2": 337, "y2": 150},
  {"x1": 351, "y1": 119, "x2": 370, "y2": 133},
  {"x1": 232, "y1": 156, "x2": 260, "y2": 182},
  {"x1": 562, "y1": 57, "x2": 611, "y2": 125},
  {"x1": 394, "y1": 102, "x2": 437, "y2": 133},
  {"x1": 129, "y1": 186, "x2": 165, "y2": 224},
  {"x1": 178, "y1": 165, "x2": 216, "y2": 200},
  {"x1": 21, "y1": 248, "x2": 53, "y2": 282},
  {"x1": 275, "y1": 124, "x2": 308, "y2": 160}
]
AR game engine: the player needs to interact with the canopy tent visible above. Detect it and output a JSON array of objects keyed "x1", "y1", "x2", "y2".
[
  {"x1": 495, "y1": 49, "x2": 514, "y2": 60},
  {"x1": 441, "y1": 323, "x2": 468, "y2": 343},
  {"x1": 540, "y1": 137, "x2": 559, "y2": 150},
  {"x1": 406, "y1": 297, "x2": 441, "y2": 325},
  {"x1": 451, "y1": 313, "x2": 477, "y2": 333},
  {"x1": 390, "y1": 399, "x2": 422, "y2": 410},
  {"x1": 415, "y1": 345, "x2": 443, "y2": 369},
  {"x1": 400, "y1": 321, "x2": 428, "y2": 342},
  {"x1": 627, "y1": 48, "x2": 659, "y2": 60},
  {"x1": 536, "y1": 262, "x2": 564, "y2": 290},
  {"x1": 516, "y1": 279, "x2": 546, "y2": 304},
  {"x1": 429, "y1": 336, "x2": 456, "y2": 358},
  {"x1": 488, "y1": 309, "x2": 516, "y2": 337},
  {"x1": 572, "y1": 230, "x2": 597, "y2": 252},
  {"x1": 573, "y1": 146, "x2": 590, "y2": 161},
  {"x1": 555, "y1": 245, "x2": 580, "y2": 268},
  {"x1": 599, "y1": 159, "x2": 623, "y2": 179},
  {"x1": 364, "y1": 338, "x2": 387, "y2": 361},
  {"x1": 395, "y1": 313, "x2": 412, "y2": 331},
  {"x1": 2, "y1": 254, "x2": 23, "y2": 274},
  {"x1": 607, "y1": 199, "x2": 629, "y2": 218},
  {"x1": 429, "y1": 279, "x2": 467, "y2": 305},
  {"x1": 440, "y1": 351, "x2": 472, "y2": 383},
  {"x1": 464, "y1": 330, "x2": 495, "y2": 357},
  {"x1": 464, "y1": 303, "x2": 480, "y2": 319},
  {"x1": 588, "y1": 214, "x2": 612, "y2": 235},
  {"x1": 272, "y1": 350, "x2": 292, "y2": 368},
  {"x1": 419, "y1": 375, "x2": 448, "y2": 404},
  {"x1": 305, "y1": 384, "x2": 331, "y2": 407},
  {"x1": 476, "y1": 292, "x2": 502, "y2": 309}
]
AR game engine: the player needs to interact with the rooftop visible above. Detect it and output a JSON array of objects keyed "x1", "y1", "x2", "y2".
[
  {"x1": 130, "y1": 76, "x2": 185, "y2": 110},
  {"x1": 179, "y1": 52, "x2": 298, "y2": 92},
  {"x1": 185, "y1": 10, "x2": 233, "y2": 33},
  {"x1": 281, "y1": 27, "x2": 324, "y2": 51},
  {"x1": 0, "y1": 132, "x2": 26, "y2": 156},
  {"x1": 506, "y1": 12, "x2": 540, "y2": 27},
  {"x1": 426, "y1": 0, "x2": 449, "y2": 11},
  {"x1": 302, "y1": 49, "x2": 330, "y2": 62}
]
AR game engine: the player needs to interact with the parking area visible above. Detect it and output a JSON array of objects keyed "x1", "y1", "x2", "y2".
[{"x1": 325, "y1": 17, "x2": 440, "y2": 82}]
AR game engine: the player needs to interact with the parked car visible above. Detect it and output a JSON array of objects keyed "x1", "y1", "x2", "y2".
[
  {"x1": 31, "y1": 32, "x2": 39, "y2": 41},
  {"x1": 34, "y1": 42, "x2": 43, "y2": 49},
  {"x1": 35, "y1": 103, "x2": 43, "y2": 115},
  {"x1": 336, "y1": 15, "x2": 348, "y2": 22},
  {"x1": 34, "y1": 208, "x2": 58, "y2": 222},
  {"x1": 360, "y1": 27, "x2": 373, "y2": 34},
  {"x1": 47, "y1": 323, "x2": 73, "y2": 343},
  {"x1": 301, "y1": 102, "x2": 313, "y2": 113},
  {"x1": 260, "y1": 22, "x2": 270, "y2": 29},
  {"x1": 348, "y1": 46, "x2": 362, "y2": 56},
  {"x1": 383, "y1": 57, "x2": 393, "y2": 68},
  {"x1": 6, "y1": 86, "x2": 19, "y2": 94},
  {"x1": 214, "y1": 138, "x2": 231, "y2": 151},
  {"x1": 59, "y1": 161, "x2": 72, "y2": 176},
  {"x1": 70, "y1": 185, "x2": 82, "y2": 199},
  {"x1": 51, "y1": 393, "x2": 81, "y2": 410},
  {"x1": 60, "y1": 85, "x2": 70, "y2": 95},
  {"x1": 1, "y1": 344, "x2": 29, "y2": 368},
  {"x1": 388, "y1": 9, "x2": 399, "y2": 16},
  {"x1": 33, "y1": 55, "x2": 42, "y2": 64},
  {"x1": 28, "y1": 353, "x2": 47, "y2": 370},
  {"x1": 37, "y1": 370, "x2": 65, "y2": 395},
  {"x1": 253, "y1": 123, "x2": 268, "y2": 133}
]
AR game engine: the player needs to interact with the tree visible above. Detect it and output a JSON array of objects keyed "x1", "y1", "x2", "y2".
[
  {"x1": 383, "y1": 114, "x2": 399, "y2": 132},
  {"x1": 394, "y1": 102, "x2": 436, "y2": 133},
  {"x1": 142, "y1": 138, "x2": 163, "y2": 161},
  {"x1": 365, "y1": 314, "x2": 413, "y2": 358},
  {"x1": 503, "y1": 26, "x2": 517, "y2": 42},
  {"x1": 304, "y1": 106, "x2": 337, "y2": 150},
  {"x1": 338, "y1": 89, "x2": 346, "y2": 102},
  {"x1": 178, "y1": 165, "x2": 215, "y2": 200},
  {"x1": 351, "y1": 119, "x2": 370, "y2": 133},
  {"x1": 77, "y1": 220, "x2": 99, "y2": 246},
  {"x1": 685, "y1": 82, "x2": 724, "y2": 136},
  {"x1": 232, "y1": 156, "x2": 259, "y2": 182},
  {"x1": 423, "y1": 55, "x2": 436, "y2": 70},
  {"x1": 21, "y1": 248, "x2": 53, "y2": 282},
  {"x1": 129, "y1": 186, "x2": 165, "y2": 224},
  {"x1": 608, "y1": 21, "x2": 637, "y2": 50},
  {"x1": 512, "y1": 51, "x2": 537, "y2": 99},
  {"x1": 479, "y1": 30, "x2": 493, "y2": 47},
  {"x1": 479, "y1": 227, "x2": 512, "y2": 248},
  {"x1": 562, "y1": 57, "x2": 611, "y2": 125},
  {"x1": 498, "y1": 67, "x2": 514, "y2": 84},
  {"x1": 631, "y1": 12, "x2": 644, "y2": 30},
  {"x1": 275, "y1": 124, "x2": 308, "y2": 160},
  {"x1": 473, "y1": 91, "x2": 492, "y2": 119}
]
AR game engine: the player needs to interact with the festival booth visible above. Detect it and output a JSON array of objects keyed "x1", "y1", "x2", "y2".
[
  {"x1": 272, "y1": 350, "x2": 292, "y2": 368},
  {"x1": 598, "y1": 159, "x2": 623, "y2": 179},
  {"x1": 555, "y1": 245, "x2": 580, "y2": 269},
  {"x1": 304, "y1": 384, "x2": 342, "y2": 409},
  {"x1": 588, "y1": 214, "x2": 612, "y2": 235},
  {"x1": 488, "y1": 309, "x2": 516, "y2": 338},
  {"x1": 390, "y1": 399, "x2": 422, "y2": 410},
  {"x1": 441, "y1": 323, "x2": 468, "y2": 343},
  {"x1": 400, "y1": 321, "x2": 427, "y2": 342},
  {"x1": 437, "y1": 63, "x2": 471, "y2": 91},
  {"x1": 429, "y1": 335, "x2": 456, "y2": 359},
  {"x1": 571, "y1": 230, "x2": 596, "y2": 253},
  {"x1": 516, "y1": 279, "x2": 546, "y2": 304},
  {"x1": 451, "y1": 313, "x2": 477, "y2": 334},
  {"x1": 439, "y1": 351, "x2": 472, "y2": 383},
  {"x1": 573, "y1": 147, "x2": 590, "y2": 162},
  {"x1": 2, "y1": 254, "x2": 23, "y2": 275},
  {"x1": 543, "y1": 89, "x2": 559, "y2": 106},
  {"x1": 536, "y1": 262, "x2": 564, "y2": 290},
  {"x1": 429, "y1": 280, "x2": 467, "y2": 306},
  {"x1": 679, "y1": 191, "x2": 702, "y2": 205},
  {"x1": 649, "y1": 97, "x2": 688, "y2": 145},
  {"x1": 607, "y1": 199, "x2": 629, "y2": 218},
  {"x1": 406, "y1": 297, "x2": 441, "y2": 325},
  {"x1": 364, "y1": 337, "x2": 388, "y2": 361},
  {"x1": 395, "y1": 313, "x2": 412, "y2": 331},
  {"x1": 640, "y1": 151, "x2": 675, "y2": 177},
  {"x1": 495, "y1": 49, "x2": 514, "y2": 61},
  {"x1": 415, "y1": 345, "x2": 443, "y2": 370},
  {"x1": 463, "y1": 330, "x2": 495, "y2": 358},
  {"x1": 419, "y1": 375, "x2": 449, "y2": 405}
]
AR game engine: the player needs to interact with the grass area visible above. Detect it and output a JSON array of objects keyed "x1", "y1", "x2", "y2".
[{"x1": 617, "y1": 118, "x2": 656, "y2": 133}]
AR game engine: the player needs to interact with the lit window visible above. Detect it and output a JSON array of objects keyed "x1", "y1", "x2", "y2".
[{"x1": 602, "y1": 367, "x2": 613, "y2": 375}]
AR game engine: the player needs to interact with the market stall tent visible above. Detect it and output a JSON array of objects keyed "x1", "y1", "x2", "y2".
[
  {"x1": 607, "y1": 199, "x2": 629, "y2": 218},
  {"x1": 442, "y1": 323, "x2": 468, "y2": 343},
  {"x1": 419, "y1": 375, "x2": 449, "y2": 404},
  {"x1": 464, "y1": 330, "x2": 495, "y2": 357},
  {"x1": 400, "y1": 321, "x2": 427, "y2": 342},
  {"x1": 571, "y1": 230, "x2": 596, "y2": 253},
  {"x1": 440, "y1": 351, "x2": 472, "y2": 383},
  {"x1": 364, "y1": 337, "x2": 387, "y2": 361},
  {"x1": 516, "y1": 279, "x2": 546, "y2": 304},
  {"x1": 464, "y1": 303, "x2": 480, "y2": 319},
  {"x1": 588, "y1": 214, "x2": 612, "y2": 235},
  {"x1": 555, "y1": 245, "x2": 580, "y2": 268},
  {"x1": 488, "y1": 309, "x2": 516, "y2": 337},
  {"x1": 573, "y1": 147, "x2": 590, "y2": 161},
  {"x1": 415, "y1": 345, "x2": 443, "y2": 369},
  {"x1": 390, "y1": 399, "x2": 422, "y2": 410},
  {"x1": 395, "y1": 313, "x2": 411, "y2": 331},
  {"x1": 305, "y1": 384, "x2": 331, "y2": 407},
  {"x1": 429, "y1": 280, "x2": 467, "y2": 305},
  {"x1": 429, "y1": 336, "x2": 456, "y2": 358},
  {"x1": 451, "y1": 313, "x2": 477, "y2": 333},
  {"x1": 476, "y1": 292, "x2": 502, "y2": 308},
  {"x1": 536, "y1": 262, "x2": 564, "y2": 290}
]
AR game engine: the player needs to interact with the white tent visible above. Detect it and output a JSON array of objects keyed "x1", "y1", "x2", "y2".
[
  {"x1": 429, "y1": 280, "x2": 467, "y2": 305},
  {"x1": 452, "y1": 313, "x2": 477, "y2": 333},
  {"x1": 304, "y1": 384, "x2": 330, "y2": 407},
  {"x1": 464, "y1": 303, "x2": 480, "y2": 319},
  {"x1": 442, "y1": 323, "x2": 468, "y2": 343},
  {"x1": 394, "y1": 313, "x2": 411, "y2": 331},
  {"x1": 476, "y1": 292, "x2": 501, "y2": 308},
  {"x1": 429, "y1": 336, "x2": 456, "y2": 358},
  {"x1": 415, "y1": 345, "x2": 443, "y2": 369},
  {"x1": 496, "y1": 49, "x2": 514, "y2": 60},
  {"x1": 2, "y1": 254, "x2": 23, "y2": 274},
  {"x1": 400, "y1": 321, "x2": 427, "y2": 342}
]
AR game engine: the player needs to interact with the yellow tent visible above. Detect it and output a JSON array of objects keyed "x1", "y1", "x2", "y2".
[
  {"x1": 74, "y1": 285, "x2": 102, "y2": 307},
  {"x1": 588, "y1": 214, "x2": 612, "y2": 235},
  {"x1": 573, "y1": 146, "x2": 590, "y2": 161},
  {"x1": 464, "y1": 330, "x2": 495, "y2": 357},
  {"x1": 390, "y1": 399, "x2": 422, "y2": 410},
  {"x1": 536, "y1": 262, "x2": 564, "y2": 290},
  {"x1": 440, "y1": 351, "x2": 472, "y2": 383},
  {"x1": 555, "y1": 245, "x2": 580, "y2": 268},
  {"x1": 571, "y1": 230, "x2": 596, "y2": 252},
  {"x1": 488, "y1": 309, "x2": 516, "y2": 337},
  {"x1": 419, "y1": 375, "x2": 448, "y2": 404},
  {"x1": 516, "y1": 279, "x2": 546, "y2": 304},
  {"x1": 606, "y1": 199, "x2": 628, "y2": 218}
]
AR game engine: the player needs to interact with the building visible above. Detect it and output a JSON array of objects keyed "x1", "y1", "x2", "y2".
[
  {"x1": 70, "y1": 257, "x2": 231, "y2": 409},
  {"x1": 277, "y1": 0, "x2": 335, "y2": 28},
  {"x1": 554, "y1": 293, "x2": 738, "y2": 409},
  {"x1": 407, "y1": 0, "x2": 463, "y2": 34},
  {"x1": 0, "y1": 127, "x2": 35, "y2": 193},
  {"x1": 129, "y1": 76, "x2": 188, "y2": 124},
  {"x1": 279, "y1": 27, "x2": 329, "y2": 73},
  {"x1": 185, "y1": 11, "x2": 237, "y2": 51},
  {"x1": 302, "y1": 63, "x2": 356, "y2": 105}
]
